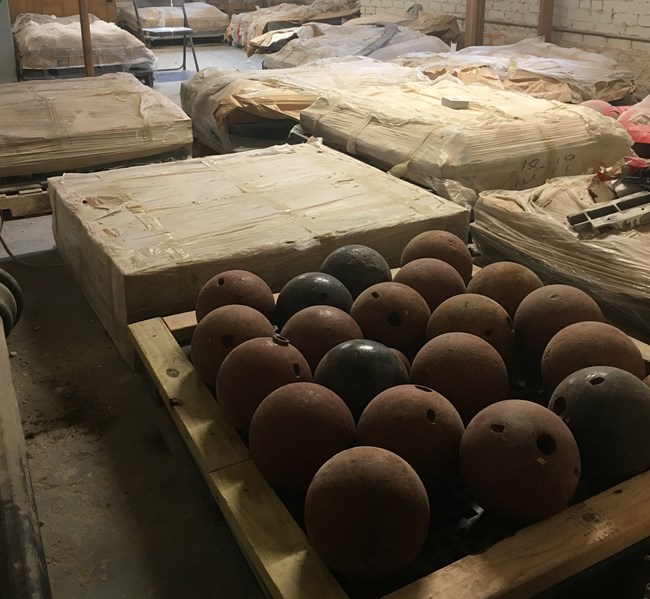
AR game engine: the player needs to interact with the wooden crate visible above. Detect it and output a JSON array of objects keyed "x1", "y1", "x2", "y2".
[{"x1": 129, "y1": 306, "x2": 650, "y2": 599}]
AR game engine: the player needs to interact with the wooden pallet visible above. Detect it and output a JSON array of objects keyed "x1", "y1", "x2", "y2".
[
  {"x1": 0, "y1": 182, "x2": 50, "y2": 219},
  {"x1": 129, "y1": 305, "x2": 650, "y2": 599}
]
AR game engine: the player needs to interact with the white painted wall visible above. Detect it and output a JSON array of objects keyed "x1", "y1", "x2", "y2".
[
  {"x1": 0, "y1": 0, "x2": 17, "y2": 83},
  {"x1": 361, "y1": 0, "x2": 650, "y2": 96}
]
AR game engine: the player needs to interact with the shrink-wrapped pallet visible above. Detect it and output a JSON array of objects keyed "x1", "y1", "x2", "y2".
[
  {"x1": 50, "y1": 141, "x2": 469, "y2": 363},
  {"x1": 117, "y1": 2, "x2": 229, "y2": 35},
  {"x1": 0, "y1": 73, "x2": 192, "y2": 178},
  {"x1": 472, "y1": 175, "x2": 650, "y2": 340},
  {"x1": 301, "y1": 77, "x2": 633, "y2": 205}
]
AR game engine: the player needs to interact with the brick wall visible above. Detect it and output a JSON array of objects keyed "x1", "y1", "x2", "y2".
[{"x1": 361, "y1": 0, "x2": 650, "y2": 96}]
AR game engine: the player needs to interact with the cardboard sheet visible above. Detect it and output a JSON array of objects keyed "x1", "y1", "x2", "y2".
[
  {"x1": 395, "y1": 38, "x2": 635, "y2": 103},
  {"x1": 50, "y1": 141, "x2": 470, "y2": 362},
  {"x1": 12, "y1": 13, "x2": 155, "y2": 71},
  {"x1": 0, "y1": 73, "x2": 192, "y2": 178},
  {"x1": 300, "y1": 76, "x2": 633, "y2": 204},
  {"x1": 473, "y1": 176, "x2": 650, "y2": 340}
]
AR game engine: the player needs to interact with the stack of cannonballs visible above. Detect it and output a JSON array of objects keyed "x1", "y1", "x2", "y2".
[{"x1": 190, "y1": 232, "x2": 650, "y2": 580}]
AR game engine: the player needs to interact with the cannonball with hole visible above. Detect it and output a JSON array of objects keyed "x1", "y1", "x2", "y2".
[
  {"x1": 514, "y1": 285, "x2": 604, "y2": 359},
  {"x1": 390, "y1": 348, "x2": 411, "y2": 374},
  {"x1": 426, "y1": 294, "x2": 515, "y2": 361},
  {"x1": 350, "y1": 282, "x2": 431, "y2": 360},
  {"x1": 542, "y1": 321, "x2": 646, "y2": 392},
  {"x1": 460, "y1": 400, "x2": 580, "y2": 522},
  {"x1": 274, "y1": 272, "x2": 353, "y2": 329},
  {"x1": 549, "y1": 366, "x2": 650, "y2": 486},
  {"x1": 195, "y1": 270, "x2": 275, "y2": 323},
  {"x1": 467, "y1": 262, "x2": 543, "y2": 318},
  {"x1": 305, "y1": 446, "x2": 429, "y2": 578},
  {"x1": 393, "y1": 258, "x2": 466, "y2": 312},
  {"x1": 320, "y1": 244, "x2": 392, "y2": 299},
  {"x1": 400, "y1": 230, "x2": 472, "y2": 284},
  {"x1": 249, "y1": 383, "x2": 355, "y2": 495},
  {"x1": 216, "y1": 335, "x2": 312, "y2": 434},
  {"x1": 314, "y1": 339, "x2": 409, "y2": 421},
  {"x1": 410, "y1": 333, "x2": 508, "y2": 424},
  {"x1": 280, "y1": 306, "x2": 363, "y2": 372},
  {"x1": 358, "y1": 384, "x2": 464, "y2": 489},
  {"x1": 191, "y1": 305, "x2": 274, "y2": 387}
]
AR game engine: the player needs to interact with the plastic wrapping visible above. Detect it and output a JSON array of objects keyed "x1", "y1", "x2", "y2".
[
  {"x1": 0, "y1": 73, "x2": 192, "y2": 178},
  {"x1": 181, "y1": 56, "x2": 427, "y2": 150},
  {"x1": 261, "y1": 22, "x2": 449, "y2": 69},
  {"x1": 300, "y1": 76, "x2": 633, "y2": 205},
  {"x1": 117, "y1": 2, "x2": 229, "y2": 34},
  {"x1": 227, "y1": 0, "x2": 359, "y2": 49},
  {"x1": 394, "y1": 38, "x2": 635, "y2": 103},
  {"x1": 50, "y1": 140, "x2": 469, "y2": 362},
  {"x1": 472, "y1": 176, "x2": 650, "y2": 340},
  {"x1": 12, "y1": 13, "x2": 155, "y2": 71}
]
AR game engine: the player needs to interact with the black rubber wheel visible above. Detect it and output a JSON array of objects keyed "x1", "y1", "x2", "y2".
[
  {"x1": 0, "y1": 291, "x2": 14, "y2": 336},
  {"x1": 0, "y1": 270, "x2": 23, "y2": 324}
]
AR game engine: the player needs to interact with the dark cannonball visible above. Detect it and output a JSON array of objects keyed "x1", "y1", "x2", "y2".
[
  {"x1": 390, "y1": 348, "x2": 411, "y2": 374},
  {"x1": 467, "y1": 262, "x2": 543, "y2": 318},
  {"x1": 460, "y1": 400, "x2": 580, "y2": 522},
  {"x1": 410, "y1": 333, "x2": 508, "y2": 424},
  {"x1": 645, "y1": 375, "x2": 650, "y2": 388},
  {"x1": 320, "y1": 244, "x2": 392, "y2": 299},
  {"x1": 274, "y1": 272, "x2": 353, "y2": 329},
  {"x1": 350, "y1": 282, "x2": 431, "y2": 360},
  {"x1": 358, "y1": 384, "x2": 464, "y2": 488},
  {"x1": 305, "y1": 446, "x2": 429, "y2": 578},
  {"x1": 400, "y1": 230, "x2": 472, "y2": 284},
  {"x1": 542, "y1": 321, "x2": 646, "y2": 392},
  {"x1": 191, "y1": 305, "x2": 275, "y2": 387},
  {"x1": 549, "y1": 366, "x2": 650, "y2": 486},
  {"x1": 514, "y1": 285, "x2": 604, "y2": 359},
  {"x1": 314, "y1": 340, "x2": 409, "y2": 421},
  {"x1": 426, "y1": 294, "x2": 515, "y2": 361},
  {"x1": 216, "y1": 335, "x2": 312, "y2": 433},
  {"x1": 249, "y1": 383, "x2": 356, "y2": 495},
  {"x1": 195, "y1": 270, "x2": 275, "y2": 323},
  {"x1": 280, "y1": 306, "x2": 363, "y2": 372},
  {"x1": 393, "y1": 258, "x2": 466, "y2": 312}
]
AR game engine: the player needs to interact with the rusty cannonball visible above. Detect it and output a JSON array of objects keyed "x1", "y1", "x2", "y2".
[
  {"x1": 280, "y1": 305, "x2": 363, "y2": 372},
  {"x1": 460, "y1": 400, "x2": 580, "y2": 522},
  {"x1": 426, "y1": 294, "x2": 515, "y2": 361},
  {"x1": 467, "y1": 262, "x2": 543, "y2": 318},
  {"x1": 393, "y1": 258, "x2": 466, "y2": 312},
  {"x1": 320, "y1": 244, "x2": 392, "y2": 299},
  {"x1": 314, "y1": 339, "x2": 409, "y2": 421},
  {"x1": 514, "y1": 285, "x2": 604, "y2": 359},
  {"x1": 358, "y1": 384, "x2": 464, "y2": 488},
  {"x1": 191, "y1": 305, "x2": 275, "y2": 387},
  {"x1": 305, "y1": 446, "x2": 429, "y2": 578},
  {"x1": 390, "y1": 348, "x2": 411, "y2": 374},
  {"x1": 216, "y1": 335, "x2": 312, "y2": 434},
  {"x1": 549, "y1": 366, "x2": 650, "y2": 486},
  {"x1": 645, "y1": 374, "x2": 650, "y2": 388},
  {"x1": 249, "y1": 383, "x2": 356, "y2": 495},
  {"x1": 542, "y1": 321, "x2": 646, "y2": 392},
  {"x1": 195, "y1": 270, "x2": 275, "y2": 323},
  {"x1": 410, "y1": 333, "x2": 509, "y2": 424},
  {"x1": 400, "y1": 230, "x2": 472, "y2": 284},
  {"x1": 350, "y1": 282, "x2": 431, "y2": 360},
  {"x1": 274, "y1": 272, "x2": 353, "y2": 329}
]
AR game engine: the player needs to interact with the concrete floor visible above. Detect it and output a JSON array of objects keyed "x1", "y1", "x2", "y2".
[{"x1": 5, "y1": 43, "x2": 267, "y2": 599}]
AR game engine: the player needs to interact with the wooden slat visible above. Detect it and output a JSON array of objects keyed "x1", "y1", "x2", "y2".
[
  {"x1": 210, "y1": 460, "x2": 348, "y2": 599},
  {"x1": 537, "y1": 0, "x2": 555, "y2": 41},
  {"x1": 384, "y1": 470, "x2": 650, "y2": 599},
  {"x1": 163, "y1": 311, "x2": 197, "y2": 345},
  {"x1": 128, "y1": 318, "x2": 249, "y2": 474},
  {"x1": 0, "y1": 190, "x2": 50, "y2": 219},
  {"x1": 464, "y1": 0, "x2": 485, "y2": 47}
]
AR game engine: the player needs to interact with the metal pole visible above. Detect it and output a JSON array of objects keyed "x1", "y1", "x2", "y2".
[
  {"x1": 78, "y1": 0, "x2": 94, "y2": 77},
  {"x1": 465, "y1": 0, "x2": 486, "y2": 47}
]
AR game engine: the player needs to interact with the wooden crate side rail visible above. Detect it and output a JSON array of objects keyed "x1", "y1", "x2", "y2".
[{"x1": 128, "y1": 318, "x2": 348, "y2": 599}]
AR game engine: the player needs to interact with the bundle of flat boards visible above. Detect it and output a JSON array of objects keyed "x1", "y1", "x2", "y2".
[
  {"x1": 0, "y1": 73, "x2": 192, "y2": 180},
  {"x1": 472, "y1": 175, "x2": 650, "y2": 341},
  {"x1": 50, "y1": 141, "x2": 469, "y2": 363}
]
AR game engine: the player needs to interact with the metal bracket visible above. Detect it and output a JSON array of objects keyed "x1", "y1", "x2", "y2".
[{"x1": 567, "y1": 191, "x2": 650, "y2": 235}]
